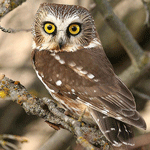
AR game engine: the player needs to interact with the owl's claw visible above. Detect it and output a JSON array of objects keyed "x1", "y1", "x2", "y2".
[{"x1": 78, "y1": 109, "x2": 86, "y2": 122}]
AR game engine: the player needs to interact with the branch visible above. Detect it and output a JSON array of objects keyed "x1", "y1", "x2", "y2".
[
  {"x1": 38, "y1": 129, "x2": 74, "y2": 150},
  {"x1": 0, "y1": 0, "x2": 26, "y2": 19},
  {"x1": 0, "y1": 75, "x2": 111, "y2": 150},
  {"x1": 0, "y1": 134, "x2": 28, "y2": 150},
  {"x1": 142, "y1": 0, "x2": 150, "y2": 27},
  {"x1": 0, "y1": 25, "x2": 31, "y2": 33},
  {"x1": 93, "y1": 0, "x2": 150, "y2": 88}
]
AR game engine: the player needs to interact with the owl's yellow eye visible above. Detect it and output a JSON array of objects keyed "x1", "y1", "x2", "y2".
[
  {"x1": 44, "y1": 22, "x2": 56, "y2": 34},
  {"x1": 68, "y1": 23, "x2": 81, "y2": 36}
]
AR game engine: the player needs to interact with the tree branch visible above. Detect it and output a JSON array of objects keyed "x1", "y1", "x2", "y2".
[
  {"x1": 93, "y1": 0, "x2": 150, "y2": 88},
  {"x1": 0, "y1": 75, "x2": 111, "y2": 150},
  {"x1": 38, "y1": 129, "x2": 75, "y2": 150},
  {"x1": 142, "y1": 0, "x2": 150, "y2": 27},
  {"x1": 0, "y1": 25, "x2": 31, "y2": 33},
  {"x1": 0, "y1": 0, "x2": 26, "y2": 18}
]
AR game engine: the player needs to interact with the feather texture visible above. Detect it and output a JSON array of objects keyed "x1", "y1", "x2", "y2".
[{"x1": 32, "y1": 3, "x2": 146, "y2": 147}]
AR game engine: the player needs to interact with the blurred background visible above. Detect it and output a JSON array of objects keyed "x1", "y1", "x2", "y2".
[{"x1": 0, "y1": 0, "x2": 150, "y2": 149}]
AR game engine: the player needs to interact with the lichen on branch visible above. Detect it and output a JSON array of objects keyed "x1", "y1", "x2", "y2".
[
  {"x1": 0, "y1": 74, "x2": 110, "y2": 150},
  {"x1": 0, "y1": 0, "x2": 26, "y2": 18}
]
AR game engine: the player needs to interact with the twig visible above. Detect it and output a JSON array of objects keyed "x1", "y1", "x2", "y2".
[
  {"x1": 0, "y1": 134, "x2": 28, "y2": 150},
  {"x1": 0, "y1": 75, "x2": 111, "y2": 150},
  {"x1": 38, "y1": 129, "x2": 75, "y2": 150},
  {"x1": 131, "y1": 89, "x2": 150, "y2": 101},
  {"x1": 0, "y1": 25, "x2": 31, "y2": 33},
  {"x1": 142, "y1": 0, "x2": 150, "y2": 27}
]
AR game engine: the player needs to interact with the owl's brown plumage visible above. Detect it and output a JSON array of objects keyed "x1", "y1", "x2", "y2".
[{"x1": 32, "y1": 3, "x2": 146, "y2": 147}]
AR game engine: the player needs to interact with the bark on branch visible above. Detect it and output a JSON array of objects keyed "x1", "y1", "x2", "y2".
[
  {"x1": 0, "y1": 75, "x2": 111, "y2": 150},
  {"x1": 0, "y1": 0, "x2": 26, "y2": 18}
]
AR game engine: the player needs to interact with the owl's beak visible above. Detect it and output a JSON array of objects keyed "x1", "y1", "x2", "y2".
[{"x1": 58, "y1": 38, "x2": 65, "y2": 49}]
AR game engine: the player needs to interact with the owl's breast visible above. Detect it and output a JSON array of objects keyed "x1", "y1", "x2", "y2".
[{"x1": 32, "y1": 49, "x2": 66, "y2": 85}]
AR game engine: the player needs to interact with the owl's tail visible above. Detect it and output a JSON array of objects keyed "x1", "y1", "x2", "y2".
[{"x1": 89, "y1": 108, "x2": 134, "y2": 147}]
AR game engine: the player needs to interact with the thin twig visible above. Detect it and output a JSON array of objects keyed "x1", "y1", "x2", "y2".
[
  {"x1": 0, "y1": 25, "x2": 31, "y2": 33},
  {"x1": 142, "y1": 0, "x2": 150, "y2": 27},
  {"x1": 38, "y1": 129, "x2": 74, "y2": 150},
  {"x1": 131, "y1": 89, "x2": 150, "y2": 101},
  {"x1": 0, "y1": 134, "x2": 28, "y2": 150}
]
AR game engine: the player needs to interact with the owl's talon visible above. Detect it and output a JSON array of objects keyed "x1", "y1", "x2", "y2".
[{"x1": 78, "y1": 109, "x2": 86, "y2": 122}]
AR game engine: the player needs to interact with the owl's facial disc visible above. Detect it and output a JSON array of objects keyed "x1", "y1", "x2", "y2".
[
  {"x1": 32, "y1": 4, "x2": 101, "y2": 52},
  {"x1": 42, "y1": 19, "x2": 83, "y2": 51}
]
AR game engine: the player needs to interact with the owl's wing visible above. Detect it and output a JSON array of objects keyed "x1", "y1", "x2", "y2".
[
  {"x1": 89, "y1": 108, "x2": 134, "y2": 146},
  {"x1": 32, "y1": 48, "x2": 146, "y2": 130}
]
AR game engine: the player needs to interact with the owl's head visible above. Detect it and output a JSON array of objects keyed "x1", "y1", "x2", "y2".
[{"x1": 32, "y1": 3, "x2": 100, "y2": 52}]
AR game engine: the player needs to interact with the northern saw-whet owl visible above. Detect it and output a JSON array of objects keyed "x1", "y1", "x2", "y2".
[{"x1": 31, "y1": 3, "x2": 146, "y2": 147}]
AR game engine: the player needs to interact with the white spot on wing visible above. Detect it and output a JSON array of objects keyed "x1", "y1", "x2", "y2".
[
  {"x1": 80, "y1": 70, "x2": 87, "y2": 75},
  {"x1": 103, "y1": 116, "x2": 107, "y2": 119},
  {"x1": 101, "y1": 109, "x2": 109, "y2": 114},
  {"x1": 68, "y1": 61, "x2": 76, "y2": 67},
  {"x1": 84, "y1": 102, "x2": 92, "y2": 107},
  {"x1": 54, "y1": 55, "x2": 60, "y2": 60},
  {"x1": 116, "y1": 116, "x2": 123, "y2": 120},
  {"x1": 56, "y1": 80, "x2": 62, "y2": 86},
  {"x1": 122, "y1": 142, "x2": 128, "y2": 145},
  {"x1": 87, "y1": 73, "x2": 95, "y2": 79},
  {"x1": 51, "y1": 53, "x2": 55, "y2": 56},
  {"x1": 59, "y1": 59, "x2": 65, "y2": 64},
  {"x1": 113, "y1": 141, "x2": 122, "y2": 147},
  {"x1": 71, "y1": 89, "x2": 75, "y2": 93},
  {"x1": 76, "y1": 66, "x2": 83, "y2": 70},
  {"x1": 111, "y1": 128, "x2": 115, "y2": 131},
  {"x1": 94, "y1": 79, "x2": 99, "y2": 82},
  {"x1": 105, "y1": 130, "x2": 110, "y2": 133}
]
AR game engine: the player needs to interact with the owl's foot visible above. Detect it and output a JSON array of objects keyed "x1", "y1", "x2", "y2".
[{"x1": 78, "y1": 109, "x2": 86, "y2": 122}]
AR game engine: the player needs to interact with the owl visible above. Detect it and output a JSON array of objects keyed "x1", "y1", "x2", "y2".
[{"x1": 31, "y1": 3, "x2": 146, "y2": 147}]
